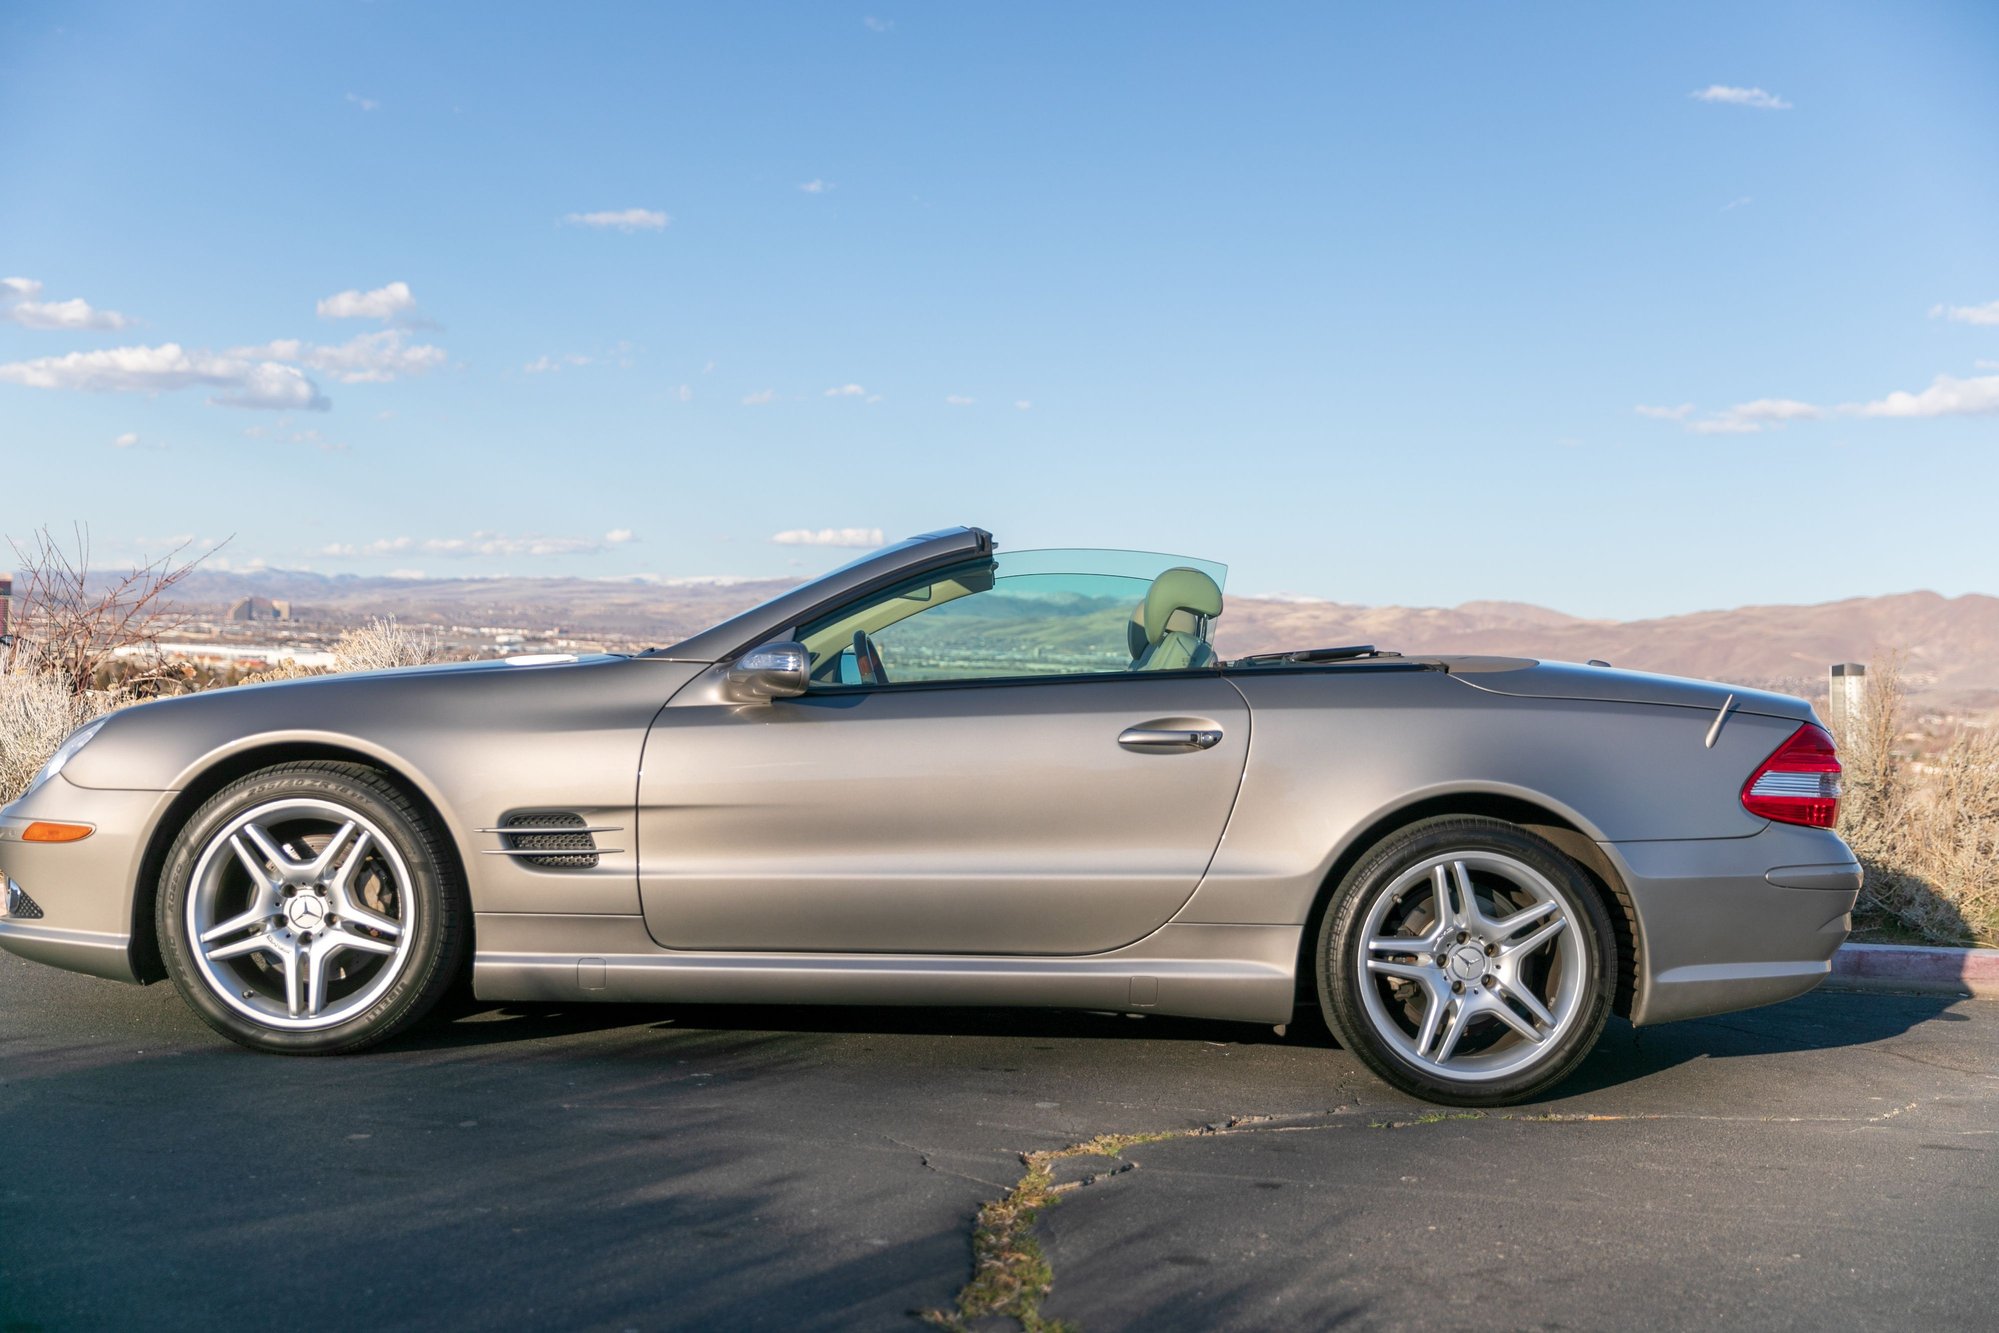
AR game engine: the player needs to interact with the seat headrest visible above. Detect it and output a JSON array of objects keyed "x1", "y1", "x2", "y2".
[{"x1": 1143, "y1": 567, "x2": 1223, "y2": 645}]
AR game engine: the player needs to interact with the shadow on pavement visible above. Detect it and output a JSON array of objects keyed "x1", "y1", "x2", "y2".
[{"x1": 409, "y1": 985, "x2": 1964, "y2": 1102}]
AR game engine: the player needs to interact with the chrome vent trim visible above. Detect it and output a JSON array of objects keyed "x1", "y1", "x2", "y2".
[{"x1": 480, "y1": 812, "x2": 621, "y2": 868}]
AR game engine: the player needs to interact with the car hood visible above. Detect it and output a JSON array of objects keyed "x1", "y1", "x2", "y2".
[
  {"x1": 235, "y1": 652, "x2": 627, "y2": 689},
  {"x1": 56, "y1": 652, "x2": 699, "y2": 794},
  {"x1": 1436, "y1": 657, "x2": 1817, "y2": 721}
]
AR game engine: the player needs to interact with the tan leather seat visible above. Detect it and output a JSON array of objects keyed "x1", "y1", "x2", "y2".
[{"x1": 1131, "y1": 567, "x2": 1222, "y2": 670}]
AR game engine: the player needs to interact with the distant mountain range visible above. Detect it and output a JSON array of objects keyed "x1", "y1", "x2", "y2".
[
  {"x1": 1221, "y1": 591, "x2": 1999, "y2": 706},
  {"x1": 167, "y1": 570, "x2": 1999, "y2": 707}
]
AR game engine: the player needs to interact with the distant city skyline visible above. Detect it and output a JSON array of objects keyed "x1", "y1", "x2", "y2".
[{"x1": 3, "y1": 2, "x2": 1996, "y2": 618}]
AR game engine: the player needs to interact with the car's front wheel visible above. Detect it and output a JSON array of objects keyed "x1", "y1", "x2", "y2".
[
  {"x1": 1317, "y1": 816, "x2": 1615, "y2": 1106},
  {"x1": 157, "y1": 762, "x2": 467, "y2": 1054}
]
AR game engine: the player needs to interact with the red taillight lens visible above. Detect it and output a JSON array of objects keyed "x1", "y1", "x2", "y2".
[{"x1": 1742, "y1": 723, "x2": 1843, "y2": 828}]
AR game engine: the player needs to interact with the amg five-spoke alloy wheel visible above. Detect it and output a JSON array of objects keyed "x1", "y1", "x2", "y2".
[
  {"x1": 158, "y1": 762, "x2": 467, "y2": 1054},
  {"x1": 1318, "y1": 817, "x2": 1616, "y2": 1106}
]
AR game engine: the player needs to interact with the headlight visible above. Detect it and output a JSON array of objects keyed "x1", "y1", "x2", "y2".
[{"x1": 25, "y1": 718, "x2": 108, "y2": 798}]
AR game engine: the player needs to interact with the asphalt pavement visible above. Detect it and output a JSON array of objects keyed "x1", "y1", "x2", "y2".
[{"x1": 2, "y1": 954, "x2": 1993, "y2": 1331}]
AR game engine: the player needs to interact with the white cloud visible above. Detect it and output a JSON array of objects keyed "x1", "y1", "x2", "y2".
[
  {"x1": 1690, "y1": 85, "x2": 1793, "y2": 110},
  {"x1": 672, "y1": 383, "x2": 693, "y2": 402},
  {"x1": 564, "y1": 208, "x2": 670, "y2": 232},
  {"x1": 864, "y1": 16, "x2": 893, "y2": 31},
  {"x1": 321, "y1": 537, "x2": 412, "y2": 557},
  {"x1": 523, "y1": 352, "x2": 592, "y2": 374},
  {"x1": 1846, "y1": 373, "x2": 1999, "y2": 419},
  {"x1": 604, "y1": 528, "x2": 635, "y2": 545},
  {"x1": 1693, "y1": 399, "x2": 1824, "y2": 434},
  {"x1": 316, "y1": 281, "x2": 416, "y2": 321},
  {"x1": 771, "y1": 527, "x2": 885, "y2": 548},
  {"x1": 0, "y1": 342, "x2": 327, "y2": 410},
  {"x1": 113, "y1": 432, "x2": 139, "y2": 448},
  {"x1": 237, "y1": 330, "x2": 445, "y2": 384},
  {"x1": 1640, "y1": 398, "x2": 1823, "y2": 434},
  {"x1": 798, "y1": 179, "x2": 834, "y2": 194},
  {"x1": 1728, "y1": 398, "x2": 1824, "y2": 423},
  {"x1": 323, "y1": 531, "x2": 617, "y2": 559},
  {"x1": 824, "y1": 383, "x2": 866, "y2": 397},
  {"x1": 1930, "y1": 299, "x2": 1999, "y2": 327},
  {"x1": 423, "y1": 532, "x2": 608, "y2": 557},
  {"x1": 346, "y1": 92, "x2": 379, "y2": 112},
  {"x1": 1, "y1": 276, "x2": 134, "y2": 331},
  {"x1": 1642, "y1": 375, "x2": 1999, "y2": 430},
  {"x1": 1721, "y1": 196, "x2": 1753, "y2": 212},
  {"x1": 742, "y1": 388, "x2": 776, "y2": 405},
  {"x1": 1686, "y1": 416, "x2": 1764, "y2": 436},
  {"x1": 1014, "y1": 399, "x2": 1032, "y2": 411},
  {"x1": 945, "y1": 394, "x2": 975, "y2": 406}
]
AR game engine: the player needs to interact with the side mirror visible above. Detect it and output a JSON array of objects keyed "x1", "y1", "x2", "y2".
[{"x1": 723, "y1": 641, "x2": 810, "y2": 702}]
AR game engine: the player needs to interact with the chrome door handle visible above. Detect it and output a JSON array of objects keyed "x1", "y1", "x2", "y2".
[{"x1": 1117, "y1": 727, "x2": 1223, "y2": 752}]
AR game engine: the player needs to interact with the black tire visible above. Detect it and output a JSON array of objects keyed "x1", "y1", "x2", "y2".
[
  {"x1": 157, "y1": 761, "x2": 468, "y2": 1055},
  {"x1": 1316, "y1": 816, "x2": 1615, "y2": 1106}
]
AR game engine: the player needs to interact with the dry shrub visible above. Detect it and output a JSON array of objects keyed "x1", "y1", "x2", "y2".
[
  {"x1": 0, "y1": 674, "x2": 110, "y2": 801},
  {"x1": 331, "y1": 617, "x2": 446, "y2": 672},
  {"x1": 2, "y1": 527, "x2": 205, "y2": 801},
  {"x1": 1835, "y1": 656, "x2": 1999, "y2": 945},
  {"x1": 7, "y1": 526, "x2": 205, "y2": 697},
  {"x1": 238, "y1": 657, "x2": 329, "y2": 686}
]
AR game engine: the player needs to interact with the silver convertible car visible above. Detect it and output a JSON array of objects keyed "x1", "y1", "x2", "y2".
[{"x1": 0, "y1": 527, "x2": 1859, "y2": 1104}]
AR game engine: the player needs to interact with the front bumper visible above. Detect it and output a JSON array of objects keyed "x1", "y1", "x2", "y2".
[
  {"x1": 1604, "y1": 823, "x2": 1860, "y2": 1027},
  {"x1": 0, "y1": 778, "x2": 178, "y2": 984}
]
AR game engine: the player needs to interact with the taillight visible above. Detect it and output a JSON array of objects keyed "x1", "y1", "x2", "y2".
[{"x1": 1741, "y1": 723, "x2": 1842, "y2": 828}]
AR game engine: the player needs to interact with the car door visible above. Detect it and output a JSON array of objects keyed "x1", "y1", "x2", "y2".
[
  {"x1": 636, "y1": 672, "x2": 1249, "y2": 954},
  {"x1": 634, "y1": 547, "x2": 1250, "y2": 956}
]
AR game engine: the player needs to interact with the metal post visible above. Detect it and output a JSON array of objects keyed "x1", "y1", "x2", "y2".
[{"x1": 1827, "y1": 662, "x2": 1866, "y2": 741}]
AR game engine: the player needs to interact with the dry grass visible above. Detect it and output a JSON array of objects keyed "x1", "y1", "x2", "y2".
[
  {"x1": 922, "y1": 1130, "x2": 1190, "y2": 1332},
  {"x1": 1835, "y1": 656, "x2": 1999, "y2": 946}
]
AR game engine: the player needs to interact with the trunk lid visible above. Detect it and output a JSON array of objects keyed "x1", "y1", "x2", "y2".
[{"x1": 1438, "y1": 657, "x2": 1817, "y2": 721}]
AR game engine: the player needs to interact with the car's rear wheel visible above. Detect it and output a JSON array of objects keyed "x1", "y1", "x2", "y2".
[
  {"x1": 1317, "y1": 816, "x2": 1615, "y2": 1106},
  {"x1": 157, "y1": 762, "x2": 467, "y2": 1054}
]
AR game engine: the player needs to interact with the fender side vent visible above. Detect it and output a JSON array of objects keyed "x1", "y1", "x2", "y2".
[
  {"x1": 499, "y1": 812, "x2": 601, "y2": 869},
  {"x1": 4, "y1": 879, "x2": 45, "y2": 920}
]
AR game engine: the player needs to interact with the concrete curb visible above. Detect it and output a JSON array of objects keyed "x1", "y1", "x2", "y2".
[{"x1": 1828, "y1": 942, "x2": 1999, "y2": 998}]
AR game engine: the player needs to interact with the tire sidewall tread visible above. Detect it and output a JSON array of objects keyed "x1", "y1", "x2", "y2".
[
  {"x1": 156, "y1": 761, "x2": 467, "y2": 1056},
  {"x1": 1316, "y1": 815, "x2": 1616, "y2": 1107}
]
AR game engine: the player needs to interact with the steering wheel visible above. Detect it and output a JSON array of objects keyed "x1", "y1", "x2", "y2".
[{"x1": 852, "y1": 630, "x2": 889, "y2": 685}]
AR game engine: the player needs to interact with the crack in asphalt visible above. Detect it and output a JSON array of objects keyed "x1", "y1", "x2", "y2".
[
  {"x1": 914, "y1": 1098, "x2": 1937, "y2": 1330},
  {"x1": 883, "y1": 1136, "x2": 1011, "y2": 1191}
]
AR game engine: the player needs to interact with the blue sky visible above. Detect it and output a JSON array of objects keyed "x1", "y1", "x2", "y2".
[{"x1": 2, "y1": 1, "x2": 1995, "y2": 618}]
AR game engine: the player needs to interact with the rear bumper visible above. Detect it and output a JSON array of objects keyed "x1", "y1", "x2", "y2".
[
  {"x1": 1603, "y1": 824, "x2": 1860, "y2": 1026},
  {"x1": 0, "y1": 779, "x2": 177, "y2": 985}
]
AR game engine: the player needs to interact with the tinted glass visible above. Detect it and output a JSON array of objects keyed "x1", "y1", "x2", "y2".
[{"x1": 799, "y1": 548, "x2": 1227, "y2": 685}]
